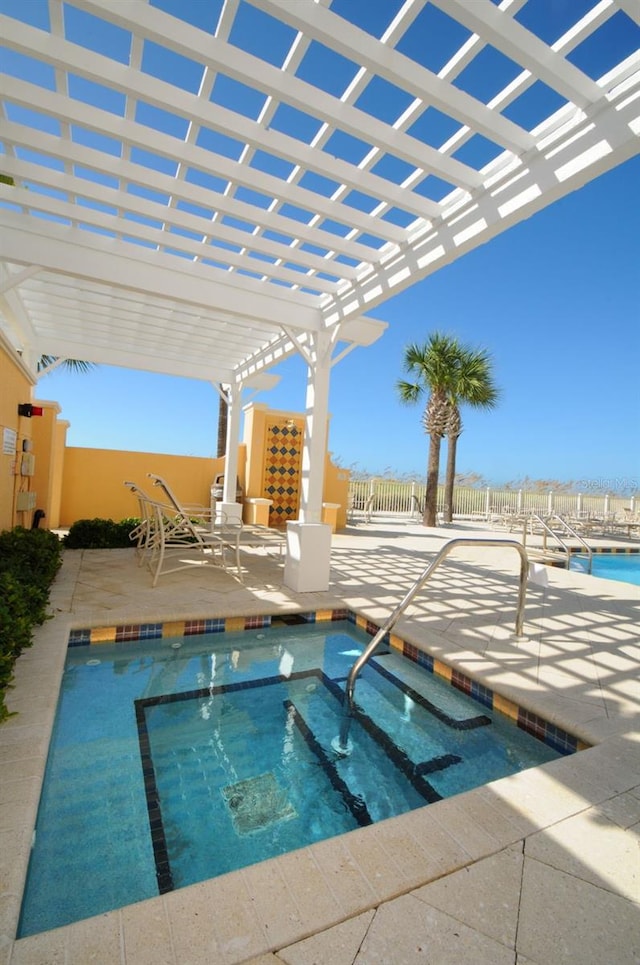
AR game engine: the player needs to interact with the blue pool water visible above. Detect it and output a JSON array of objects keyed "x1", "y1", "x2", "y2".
[
  {"x1": 19, "y1": 621, "x2": 564, "y2": 937},
  {"x1": 570, "y1": 553, "x2": 640, "y2": 585}
]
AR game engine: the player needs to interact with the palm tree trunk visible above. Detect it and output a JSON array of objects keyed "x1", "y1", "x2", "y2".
[
  {"x1": 444, "y1": 433, "x2": 460, "y2": 523},
  {"x1": 424, "y1": 432, "x2": 442, "y2": 526},
  {"x1": 216, "y1": 388, "x2": 227, "y2": 458}
]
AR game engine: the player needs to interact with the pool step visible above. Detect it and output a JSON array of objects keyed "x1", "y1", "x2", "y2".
[{"x1": 527, "y1": 547, "x2": 568, "y2": 566}]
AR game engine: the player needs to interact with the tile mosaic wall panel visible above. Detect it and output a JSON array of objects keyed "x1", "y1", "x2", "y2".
[{"x1": 262, "y1": 420, "x2": 303, "y2": 528}]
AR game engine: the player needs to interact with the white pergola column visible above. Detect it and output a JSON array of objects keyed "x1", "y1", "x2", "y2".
[
  {"x1": 284, "y1": 331, "x2": 333, "y2": 592},
  {"x1": 218, "y1": 382, "x2": 243, "y2": 523}
]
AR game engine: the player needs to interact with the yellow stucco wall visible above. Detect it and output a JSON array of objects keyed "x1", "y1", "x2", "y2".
[
  {"x1": 0, "y1": 339, "x2": 37, "y2": 531},
  {"x1": 50, "y1": 418, "x2": 70, "y2": 529},
  {"x1": 323, "y1": 456, "x2": 350, "y2": 530},
  {"x1": 58, "y1": 447, "x2": 244, "y2": 527}
]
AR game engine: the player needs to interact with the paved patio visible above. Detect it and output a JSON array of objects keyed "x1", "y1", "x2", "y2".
[{"x1": 1, "y1": 519, "x2": 639, "y2": 964}]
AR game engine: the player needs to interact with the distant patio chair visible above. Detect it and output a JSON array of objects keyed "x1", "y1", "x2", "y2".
[
  {"x1": 362, "y1": 493, "x2": 375, "y2": 523},
  {"x1": 347, "y1": 492, "x2": 374, "y2": 525},
  {"x1": 410, "y1": 494, "x2": 424, "y2": 521}
]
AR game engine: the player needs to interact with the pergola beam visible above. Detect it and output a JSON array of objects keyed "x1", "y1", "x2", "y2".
[
  {"x1": 73, "y1": 0, "x2": 485, "y2": 190},
  {"x1": 0, "y1": 213, "x2": 324, "y2": 331}
]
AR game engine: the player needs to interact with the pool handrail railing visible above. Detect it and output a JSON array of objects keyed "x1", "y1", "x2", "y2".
[{"x1": 335, "y1": 537, "x2": 529, "y2": 754}]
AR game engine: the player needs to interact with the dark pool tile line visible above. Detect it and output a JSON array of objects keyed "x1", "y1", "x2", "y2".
[
  {"x1": 134, "y1": 701, "x2": 174, "y2": 894},
  {"x1": 137, "y1": 668, "x2": 326, "y2": 712},
  {"x1": 395, "y1": 638, "x2": 584, "y2": 756},
  {"x1": 68, "y1": 608, "x2": 585, "y2": 756},
  {"x1": 285, "y1": 698, "x2": 372, "y2": 827},
  {"x1": 135, "y1": 668, "x2": 346, "y2": 893},
  {"x1": 322, "y1": 674, "x2": 443, "y2": 804},
  {"x1": 368, "y1": 660, "x2": 491, "y2": 732}
]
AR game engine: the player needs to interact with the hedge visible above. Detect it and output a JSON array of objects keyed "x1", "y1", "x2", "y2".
[{"x1": 0, "y1": 528, "x2": 63, "y2": 723}]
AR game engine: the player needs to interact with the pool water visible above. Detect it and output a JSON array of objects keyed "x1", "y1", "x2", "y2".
[
  {"x1": 19, "y1": 621, "x2": 564, "y2": 937},
  {"x1": 570, "y1": 552, "x2": 640, "y2": 585}
]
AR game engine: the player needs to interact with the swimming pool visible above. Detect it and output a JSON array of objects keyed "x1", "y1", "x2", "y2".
[
  {"x1": 18, "y1": 616, "x2": 576, "y2": 937},
  {"x1": 570, "y1": 552, "x2": 640, "y2": 585}
]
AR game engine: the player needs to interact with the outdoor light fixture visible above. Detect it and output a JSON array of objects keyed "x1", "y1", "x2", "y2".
[{"x1": 17, "y1": 404, "x2": 43, "y2": 417}]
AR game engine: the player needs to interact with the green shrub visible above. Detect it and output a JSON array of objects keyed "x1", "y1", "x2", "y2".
[
  {"x1": 0, "y1": 528, "x2": 63, "y2": 723},
  {"x1": 63, "y1": 517, "x2": 139, "y2": 549},
  {"x1": 0, "y1": 526, "x2": 62, "y2": 586}
]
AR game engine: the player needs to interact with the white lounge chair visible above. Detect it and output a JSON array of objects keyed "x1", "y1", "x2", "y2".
[
  {"x1": 147, "y1": 474, "x2": 286, "y2": 582},
  {"x1": 125, "y1": 479, "x2": 226, "y2": 587},
  {"x1": 124, "y1": 480, "x2": 155, "y2": 563}
]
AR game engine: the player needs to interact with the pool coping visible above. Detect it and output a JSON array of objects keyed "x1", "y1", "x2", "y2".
[
  {"x1": 6, "y1": 602, "x2": 594, "y2": 950},
  {"x1": 3, "y1": 539, "x2": 639, "y2": 964}
]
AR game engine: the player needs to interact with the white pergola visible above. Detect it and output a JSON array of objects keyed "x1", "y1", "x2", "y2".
[{"x1": 1, "y1": 0, "x2": 638, "y2": 588}]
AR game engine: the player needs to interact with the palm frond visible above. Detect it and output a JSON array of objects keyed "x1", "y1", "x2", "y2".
[{"x1": 37, "y1": 356, "x2": 96, "y2": 375}]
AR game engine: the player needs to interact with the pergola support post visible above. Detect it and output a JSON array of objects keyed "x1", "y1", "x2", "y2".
[
  {"x1": 285, "y1": 332, "x2": 332, "y2": 592},
  {"x1": 218, "y1": 382, "x2": 242, "y2": 523}
]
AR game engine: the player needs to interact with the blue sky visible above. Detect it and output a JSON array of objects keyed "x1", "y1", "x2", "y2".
[
  {"x1": 39, "y1": 150, "x2": 640, "y2": 492},
  {"x1": 4, "y1": 0, "x2": 638, "y2": 493}
]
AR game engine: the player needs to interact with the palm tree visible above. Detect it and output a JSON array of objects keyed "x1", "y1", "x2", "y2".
[
  {"x1": 216, "y1": 387, "x2": 227, "y2": 458},
  {"x1": 442, "y1": 347, "x2": 499, "y2": 523},
  {"x1": 397, "y1": 333, "x2": 463, "y2": 526},
  {"x1": 397, "y1": 334, "x2": 498, "y2": 526}
]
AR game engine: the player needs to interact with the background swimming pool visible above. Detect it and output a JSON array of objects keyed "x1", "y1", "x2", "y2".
[
  {"x1": 570, "y1": 553, "x2": 640, "y2": 585},
  {"x1": 19, "y1": 621, "x2": 563, "y2": 937}
]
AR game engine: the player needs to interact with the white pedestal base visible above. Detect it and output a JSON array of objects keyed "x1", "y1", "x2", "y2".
[
  {"x1": 216, "y1": 502, "x2": 243, "y2": 524},
  {"x1": 284, "y1": 522, "x2": 332, "y2": 592}
]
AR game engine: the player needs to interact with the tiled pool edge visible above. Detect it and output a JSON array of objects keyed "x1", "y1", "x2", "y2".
[
  {"x1": 67, "y1": 608, "x2": 587, "y2": 758},
  {"x1": 545, "y1": 544, "x2": 640, "y2": 568}
]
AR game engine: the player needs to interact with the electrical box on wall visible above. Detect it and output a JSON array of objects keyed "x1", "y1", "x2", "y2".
[
  {"x1": 20, "y1": 453, "x2": 36, "y2": 476},
  {"x1": 16, "y1": 491, "x2": 37, "y2": 511}
]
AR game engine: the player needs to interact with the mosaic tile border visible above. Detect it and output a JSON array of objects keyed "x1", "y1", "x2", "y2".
[{"x1": 68, "y1": 607, "x2": 585, "y2": 756}]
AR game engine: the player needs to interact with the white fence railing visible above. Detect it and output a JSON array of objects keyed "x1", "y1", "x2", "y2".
[{"x1": 348, "y1": 479, "x2": 637, "y2": 520}]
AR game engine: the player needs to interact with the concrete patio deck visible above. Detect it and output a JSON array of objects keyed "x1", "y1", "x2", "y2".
[{"x1": 1, "y1": 518, "x2": 639, "y2": 964}]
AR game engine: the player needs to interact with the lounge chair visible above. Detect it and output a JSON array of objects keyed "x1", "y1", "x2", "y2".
[
  {"x1": 124, "y1": 481, "x2": 155, "y2": 563},
  {"x1": 147, "y1": 474, "x2": 286, "y2": 582},
  {"x1": 125, "y1": 479, "x2": 226, "y2": 587}
]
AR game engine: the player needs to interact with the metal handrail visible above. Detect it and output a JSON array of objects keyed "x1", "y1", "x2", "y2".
[
  {"x1": 333, "y1": 538, "x2": 529, "y2": 755},
  {"x1": 556, "y1": 514, "x2": 593, "y2": 574},
  {"x1": 525, "y1": 513, "x2": 593, "y2": 574}
]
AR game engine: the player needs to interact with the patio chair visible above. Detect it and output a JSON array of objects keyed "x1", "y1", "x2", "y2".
[
  {"x1": 123, "y1": 481, "x2": 157, "y2": 564},
  {"x1": 347, "y1": 492, "x2": 375, "y2": 525},
  {"x1": 124, "y1": 478, "x2": 227, "y2": 586},
  {"x1": 147, "y1": 474, "x2": 286, "y2": 582},
  {"x1": 145, "y1": 474, "x2": 213, "y2": 527}
]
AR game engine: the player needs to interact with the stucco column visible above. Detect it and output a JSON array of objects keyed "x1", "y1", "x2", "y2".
[{"x1": 285, "y1": 332, "x2": 332, "y2": 592}]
